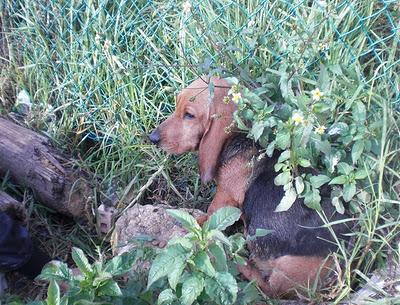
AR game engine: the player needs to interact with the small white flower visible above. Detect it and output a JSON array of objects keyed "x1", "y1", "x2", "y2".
[
  {"x1": 292, "y1": 112, "x2": 304, "y2": 125},
  {"x1": 232, "y1": 92, "x2": 242, "y2": 103},
  {"x1": 183, "y1": 1, "x2": 191, "y2": 13},
  {"x1": 311, "y1": 88, "x2": 324, "y2": 101},
  {"x1": 314, "y1": 125, "x2": 326, "y2": 135},
  {"x1": 248, "y1": 20, "x2": 255, "y2": 28}
]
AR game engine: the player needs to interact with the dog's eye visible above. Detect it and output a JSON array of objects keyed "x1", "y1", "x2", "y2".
[{"x1": 184, "y1": 112, "x2": 195, "y2": 119}]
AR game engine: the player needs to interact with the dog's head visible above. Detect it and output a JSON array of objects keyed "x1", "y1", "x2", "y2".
[{"x1": 149, "y1": 77, "x2": 236, "y2": 183}]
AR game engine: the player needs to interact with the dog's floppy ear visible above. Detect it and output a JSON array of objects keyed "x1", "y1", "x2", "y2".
[{"x1": 199, "y1": 78, "x2": 236, "y2": 184}]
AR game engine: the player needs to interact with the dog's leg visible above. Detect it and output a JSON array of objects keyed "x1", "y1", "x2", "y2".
[{"x1": 196, "y1": 187, "x2": 239, "y2": 225}]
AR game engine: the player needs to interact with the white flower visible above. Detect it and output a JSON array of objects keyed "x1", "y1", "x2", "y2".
[
  {"x1": 311, "y1": 88, "x2": 324, "y2": 101},
  {"x1": 232, "y1": 92, "x2": 242, "y2": 103},
  {"x1": 292, "y1": 112, "x2": 304, "y2": 125},
  {"x1": 183, "y1": 1, "x2": 191, "y2": 13},
  {"x1": 314, "y1": 125, "x2": 326, "y2": 135},
  {"x1": 248, "y1": 20, "x2": 255, "y2": 28}
]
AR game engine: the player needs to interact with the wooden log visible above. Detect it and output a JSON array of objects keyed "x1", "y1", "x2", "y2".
[
  {"x1": 0, "y1": 191, "x2": 26, "y2": 221},
  {"x1": 0, "y1": 117, "x2": 92, "y2": 219}
]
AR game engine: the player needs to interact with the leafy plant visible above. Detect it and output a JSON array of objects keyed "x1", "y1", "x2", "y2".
[{"x1": 147, "y1": 207, "x2": 262, "y2": 305}]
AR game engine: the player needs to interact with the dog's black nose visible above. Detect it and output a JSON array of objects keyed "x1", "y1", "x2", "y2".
[{"x1": 149, "y1": 129, "x2": 161, "y2": 144}]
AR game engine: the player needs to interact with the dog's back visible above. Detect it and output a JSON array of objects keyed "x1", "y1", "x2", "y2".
[{"x1": 243, "y1": 155, "x2": 351, "y2": 260}]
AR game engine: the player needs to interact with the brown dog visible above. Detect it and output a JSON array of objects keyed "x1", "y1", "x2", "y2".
[
  {"x1": 149, "y1": 76, "x2": 349, "y2": 298},
  {"x1": 149, "y1": 76, "x2": 251, "y2": 221}
]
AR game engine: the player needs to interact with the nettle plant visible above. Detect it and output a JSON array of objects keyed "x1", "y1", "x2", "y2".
[
  {"x1": 147, "y1": 207, "x2": 263, "y2": 305},
  {"x1": 228, "y1": 63, "x2": 380, "y2": 213}
]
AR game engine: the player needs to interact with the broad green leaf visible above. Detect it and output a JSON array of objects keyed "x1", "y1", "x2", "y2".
[
  {"x1": 180, "y1": 274, "x2": 204, "y2": 305},
  {"x1": 351, "y1": 140, "x2": 364, "y2": 164},
  {"x1": 332, "y1": 197, "x2": 345, "y2": 214},
  {"x1": 46, "y1": 280, "x2": 60, "y2": 305},
  {"x1": 204, "y1": 272, "x2": 238, "y2": 305},
  {"x1": 295, "y1": 176, "x2": 305, "y2": 194},
  {"x1": 251, "y1": 121, "x2": 265, "y2": 141},
  {"x1": 328, "y1": 122, "x2": 349, "y2": 136},
  {"x1": 104, "y1": 251, "x2": 137, "y2": 276},
  {"x1": 304, "y1": 188, "x2": 322, "y2": 210},
  {"x1": 208, "y1": 230, "x2": 232, "y2": 247},
  {"x1": 298, "y1": 159, "x2": 311, "y2": 168},
  {"x1": 38, "y1": 261, "x2": 72, "y2": 282},
  {"x1": 208, "y1": 243, "x2": 227, "y2": 272},
  {"x1": 275, "y1": 187, "x2": 297, "y2": 212},
  {"x1": 98, "y1": 280, "x2": 122, "y2": 297},
  {"x1": 205, "y1": 207, "x2": 241, "y2": 231},
  {"x1": 274, "y1": 171, "x2": 291, "y2": 186},
  {"x1": 329, "y1": 175, "x2": 347, "y2": 185},
  {"x1": 277, "y1": 150, "x2": 290, "y2": 163},
  {"x1": 343, "y1": 183, "x2": 356, "y2": 202},
  {"x1": 275, "y1": 130, "x2": 290, "y2": 149},
  {"x1": 148, "y1": 244, "x2": 190, "y2": 289},
  {"x1": 157, "y1": 288, "x2": 177, "y2": 305},
  {"x1": 71, "y1": 247, "x2": 93, "y2": 275},
  {"x1": 352, "y1": 101, "x2": 366, "y2": 122},
  {"x1": 193, "y1": 251, "x2": 216, "y2": 277},
  {"x1": 266, "y1": 140, "x2": 276, "y2": 157},
  {"x1": 168, "y1": 254, "x2": 187, "y2": 290},
  {"x1": 310, "y1": 175, "x2": 331, "y2": 188},
  {"x1": 355, "y1": 169, "x2": 368, "y2": 180},
  {"x1": 337, "y1": 162, "x2": 353, "y2": 175},
  {"x1": 318, "y1": 64, "x2": 330, "y2": 91},
  {"x1": 167, "y1": 209, "x2": 201, "y2": 232}
]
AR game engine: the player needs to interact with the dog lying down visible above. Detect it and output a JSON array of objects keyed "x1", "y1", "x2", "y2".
[{"x1": 149, "y1": 76, "x2": 351, "y2": 298}]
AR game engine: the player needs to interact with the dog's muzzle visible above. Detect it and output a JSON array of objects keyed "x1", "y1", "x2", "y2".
[{"x1": 148, "y1": 129, "x2": 161, "y2": 145}]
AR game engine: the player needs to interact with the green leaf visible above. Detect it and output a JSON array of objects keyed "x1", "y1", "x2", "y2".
[
  {"x1": 298, "y1": 159, "x2": 311, "y2": 168},
  {"x1": 328, "y1": 122, "x2": 349, "y2": 136},
  {"x1": 304, "y1": 188, "x2": 322, "y2": 210},
  {"x1": 332, "y1": 197, "x2": 345, "y2": 214},
  {"x1": 343, "y1": 183, "x2": 356, "y2": 202},
  {"x1": 295, "y1": 176, "x2": 304, "y2": 194},
  {"x1": 329, "y1": 175, "x2": 347, "y2": 185},
  {"x1": 266, "y1": 140, "x2": 276, "y2": 157},
  {"x1": 277, "y1": 150, "x2": 290, "y2": 163},
  {"x1": 352, "y1": 101, "x2": 366, "y2": 122},
  {"x1": 351, "y1": 140, "x2": 364, "y2": 164},
  {"x1": 208, "y1": 243, "x2": 227, "y2": 272},
  {"x1": 46, "y1": 280, "x2": 60, "y2": 305},
  {"x1": 337, "y1": 162, "x2": 353, "y2": 175},
  {"x1": 38, "y1": 261, "x2": 72, "y2": 282},
  {"x1": 71, "y1": 247, "x2": 93, "y2": 275},
  {"x1": 98, "y1": 280, "x2": 122, "y2": 297},
  {"x1": 104, "y1": 251, "x2": 137, "y2": 276},
  {"x1": 247, "y1": 228, "x2": 273, "y2": 241},
  {"x1": 275, "y1": 187, "x2": 297, "y2": 212},
  {"x1": 168, "y1": 254, "x2": 187, "y2": 290},
  {"x1": 318, "y1": 64, "x2": 330, "y2": 91},
  {"x1": 157, "y1": 288, "x2": 177, "y2": 305},
  {"x1": 310, "y1": 175, "x2": 331, "y2": 188},
  {"x1": 167, "y1": 209, "x2": 201, "y2": 232},
  {"x1": 275, "y1": 130, "x2": 290, "y2": 149},
  {"x1": 193, "y1": 251, "x2": 215, "y2": 277},
  {"x1": 147, "y1": 244, "x2": 190, "y2": 289},
  {"x1": 274, "y1": 171, "x2": 291, "y2": 186},
  {"x1": 204, "y1": 272, "x2": 238, "y2": 305},
  {"x1": 180, "y1": 274, "x2": 204, "y2": 305},
  {"x1": 251, "y1": 121, "x2": 265, "y2": 141},
  {"x1": 208, "y1": 230, "x2": 232, "y2": 247},
  {"x1": 355, "y1": 169, "x2": 368, "y2": 180},
  {"x1": 205, "y1": 207, "x2": 241, "y2": 231}
]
